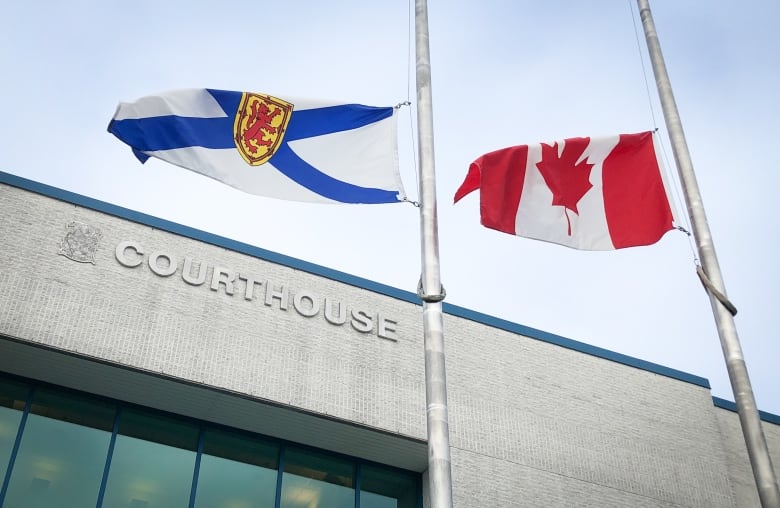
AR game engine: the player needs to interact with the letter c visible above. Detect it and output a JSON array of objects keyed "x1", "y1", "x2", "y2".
[{"x1": 115, "y1": 241, "x2": 144, "y2": 268}]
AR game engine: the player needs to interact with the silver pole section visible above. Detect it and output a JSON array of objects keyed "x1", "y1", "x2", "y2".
[
  {"x1": 414, "y1": 1, "x2": 454, "y2": 507},
  {"x1": 637, "y1": 2, "x2": 780, "y2": 506}
]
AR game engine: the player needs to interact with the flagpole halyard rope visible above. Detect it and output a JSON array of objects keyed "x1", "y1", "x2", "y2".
[
  {"x1": 675, "y1": 225, "x2": 691, "y2": 236},
  {"x1": 405, "y1": 0, "x2": 421, "y2": 203},
  {"x1": 395, "y1": 99, "x2": 421, "y2": 204},
  {"x1": 650, "y1": 130, "x2": 698, "y2": 264},
  {"x1": 633, "y1": 5, "x2": 697, "y2": 260},
  {"x1": 629, "y1": 0, "x2": 659, "y2": 130}
]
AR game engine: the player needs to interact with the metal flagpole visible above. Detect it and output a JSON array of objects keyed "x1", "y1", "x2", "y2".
[
  {"x1": 413, "y1": 0, "x2": 455, "y2": 507},
  {"x1": 637, "y1": 1, "x2": 780, "y2": 506}
]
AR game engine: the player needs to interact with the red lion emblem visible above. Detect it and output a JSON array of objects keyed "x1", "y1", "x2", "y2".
[{"x1": 233, "y1": 93, "x2": 293, "y2": 166}]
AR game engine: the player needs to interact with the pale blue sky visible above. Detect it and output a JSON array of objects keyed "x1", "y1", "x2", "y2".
[{"x1": 1, "y1": 1, "x2": 778, "y2": 414}]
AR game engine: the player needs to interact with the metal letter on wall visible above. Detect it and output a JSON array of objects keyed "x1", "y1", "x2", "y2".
[{"x1": 110, "y1": 240, "x2": 402, "y2": 341}]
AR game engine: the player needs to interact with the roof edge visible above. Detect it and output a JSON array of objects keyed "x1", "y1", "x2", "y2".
[
  {"x1": 0, "y1": 170, "x2": 710, "y2": 390},
  {"x1": 712, "y1": 396, "x2": 780, "y2": 425}
]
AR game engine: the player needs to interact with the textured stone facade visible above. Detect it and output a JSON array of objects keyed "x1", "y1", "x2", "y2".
[{"x1": 1, "y1": 175, "x2": 777, "y2": 507}]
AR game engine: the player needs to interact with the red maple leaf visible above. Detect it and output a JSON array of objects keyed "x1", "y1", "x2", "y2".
[{"x1": 535, "y1": 137, "x2": 594, "y2": 235}]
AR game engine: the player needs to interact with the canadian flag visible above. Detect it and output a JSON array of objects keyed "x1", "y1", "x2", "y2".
[{"x1": 454, "y1": 131, "x2": 678, "y2": 250}]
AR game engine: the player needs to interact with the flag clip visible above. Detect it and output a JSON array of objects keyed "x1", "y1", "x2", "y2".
[{"x1": 417, "y1": 277, "x2": 446, "y2": 303}]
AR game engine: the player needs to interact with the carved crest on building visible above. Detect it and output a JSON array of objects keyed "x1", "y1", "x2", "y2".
[{"x1": 59, "y1": 221, "x2": 102, "y2": 264}]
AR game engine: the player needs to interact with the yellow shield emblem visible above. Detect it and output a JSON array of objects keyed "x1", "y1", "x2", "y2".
[{"x1": 233, "y1": 93, "x2": 293, "y2": 166}]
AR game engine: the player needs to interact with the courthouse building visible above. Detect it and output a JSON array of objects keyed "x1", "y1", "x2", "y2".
[{"x1": 0, "y1": 170, "x2": 778, "y2": 507}]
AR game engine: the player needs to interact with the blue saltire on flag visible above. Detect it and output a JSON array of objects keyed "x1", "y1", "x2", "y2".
[{"x1": 108, "y1": 89, "x2": 406, "y2": 204}]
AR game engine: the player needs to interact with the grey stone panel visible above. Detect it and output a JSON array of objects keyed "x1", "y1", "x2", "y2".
[{"x1": 5, "y1": 180, "x2": 779, "y2": 507}]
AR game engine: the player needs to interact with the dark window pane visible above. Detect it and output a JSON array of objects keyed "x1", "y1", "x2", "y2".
[
  {"x1": 0, "y1": 378, "x2": 29, "y2": 492},
  {"x1": 101, "y1": 408, "x2": 198, "y2": 508},
  {"x1": 116, "y1": 408, "x2": 199, "y2": 450},
  {"x1": 2, "y1": 387, "x2": 115, "y2": 508},
  {"x1": 194, "y1": 429, "x2": 279, "y2": 508},
  {"x1": 360, "y1": 463, "x2": 419, "y2": 508},
  {"x1": 281, "y1": 447, "x2": 354, "y2": 508},
  {"x1": 0, "y1": 378, "x2": 29, "y2": 411},
  {"x1": 28, "y1": 388, "x2": 115, "y2": 431}
]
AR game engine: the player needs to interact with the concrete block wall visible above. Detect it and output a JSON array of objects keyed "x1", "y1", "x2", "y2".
[
  {"x1": 0, "y1": 183, "x2": 427, "y2": 439},
  {"x1": 444, "y1": 315, "x2": 736, "y2": 507},
  {"x1": 714, "y1": 407, "x2": 780, "y2": 507},
  {"x1": 3, "y1": 178, "x2": 777, "y2": 507}
]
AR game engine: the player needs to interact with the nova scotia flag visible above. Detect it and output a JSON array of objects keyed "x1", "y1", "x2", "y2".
[{"x1": 108, "y1": 89, "x2": 406, "y2": 204}]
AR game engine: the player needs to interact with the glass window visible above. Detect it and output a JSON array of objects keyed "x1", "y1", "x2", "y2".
[
  {"x1": 1, "y1": 387, "x2": 115, "y2": 508},
  {"x1": 281, "y1": 447, "x2": 354, "y2": 508},
  {"x1": 0, "y1": 374, "x2": 421, "y2": 508},
  {"x1": 0, "y1": 378, "x2": 29, "y2": 492},
  {"x1": 360, "y1": 463, "x2": 419, "y2": 508},
  {"x1": 194, "y1": 428, "x2": 279, "y2": 508},
  {"x1": 101, "y1": 408, "x2": 199, "y2": 508}
]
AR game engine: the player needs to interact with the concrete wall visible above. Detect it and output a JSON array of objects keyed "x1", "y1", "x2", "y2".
[
  {"x1": 0, "y1": 182, "x2": 426, "y2": 439},
  {"x1": 714, "y1": 405, "x2": 780, "y2": 507},
  {"x1": 444, "y1": 315, "x2": 735, "y2": 506},
  {"x1": 1, "y1": 175, "x2": 777, "y2": 507}
]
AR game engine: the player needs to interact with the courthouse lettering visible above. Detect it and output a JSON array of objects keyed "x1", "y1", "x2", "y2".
[{"x1": 115, "y1": 241, "x2": 398, "y2": 341}]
